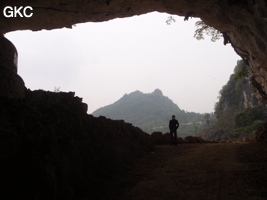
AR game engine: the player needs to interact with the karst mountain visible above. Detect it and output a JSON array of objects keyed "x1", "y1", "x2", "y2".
[{"x1": 92, "y1": 89, "x2": 205, "y2": 135}]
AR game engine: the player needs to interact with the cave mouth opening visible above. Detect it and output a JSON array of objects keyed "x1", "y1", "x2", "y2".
[{"x1": 5, "y1": 12, "x2": 239, "y2": 114}]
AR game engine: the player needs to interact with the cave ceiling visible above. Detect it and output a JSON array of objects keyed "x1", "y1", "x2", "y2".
[
  {"x1": 0, "y1": 0, "x2": 225, "y2": 33},
  {"x1": 1, "y1": 0, "x2": 267, "y2": 102}
]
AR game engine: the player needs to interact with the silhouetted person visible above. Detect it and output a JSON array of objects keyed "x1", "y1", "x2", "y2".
[{"x1": 169, "y1": 115, "x2": 179, "y2": 146}]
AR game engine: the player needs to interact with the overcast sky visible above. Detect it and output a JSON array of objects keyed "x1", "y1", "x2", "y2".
[{"x1": 6, "y1": 12, "x2": 240, "y2": 114}]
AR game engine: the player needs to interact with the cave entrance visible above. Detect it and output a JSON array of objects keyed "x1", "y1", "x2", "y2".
[{"x1": 6, "y1": 12, "x2": 239, "y2": 114}]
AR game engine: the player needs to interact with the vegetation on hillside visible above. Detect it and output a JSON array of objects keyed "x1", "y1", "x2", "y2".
[
  {"x1": 200, "y1": 60, "x2": 267, "y2": 140},
  {"x1": 92, "y1": 89, "x2": 212, "y2": 136}
]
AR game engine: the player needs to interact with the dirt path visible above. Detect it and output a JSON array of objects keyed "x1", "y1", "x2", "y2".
[{"x1": 85, "y1": 143, "x2": 267, "y2": 200}]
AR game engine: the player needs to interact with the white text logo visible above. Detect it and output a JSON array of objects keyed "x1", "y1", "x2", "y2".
[{"x1": 3, "y1": 6, "x2": 33, "y2": 18}]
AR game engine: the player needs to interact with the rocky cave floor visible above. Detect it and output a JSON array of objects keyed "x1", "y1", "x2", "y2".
[
  {"x1": 84, "y1": 142, "x2": 267, "y2": 200},
  {"x1": 0, "y1": 89, "x2": 267, "y2": 200}
]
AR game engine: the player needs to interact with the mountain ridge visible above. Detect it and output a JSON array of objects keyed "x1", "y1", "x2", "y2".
[{"x1": 92, "y1": 89, "x2": 206, "y2": 135}]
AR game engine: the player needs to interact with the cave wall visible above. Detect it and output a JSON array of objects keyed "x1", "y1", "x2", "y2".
[{"x1": 1, "y1": 0, "x2": 267, "y2": 102}]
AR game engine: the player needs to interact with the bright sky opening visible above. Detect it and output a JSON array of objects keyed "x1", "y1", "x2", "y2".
[{"x1": 6, "y1": 12, "x2": 240, "y2": 114}]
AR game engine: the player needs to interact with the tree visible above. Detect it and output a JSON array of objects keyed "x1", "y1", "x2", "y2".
[
  {"x1": 194, "y1": 20, "x2": 222, "y2": 42},
  {"x1": 54, "y1": 86, "x2": 60, "y2": 93},
  {"x1": 166, "y1": 16, "x2": 222, "y2": 42},
  {"x1": 166, "y1": 16, "x2": 176, "y2": 25},
  {"x1": 204, "y1": 113, "x2": 211, "y2": 126},
  {"x1": 234, "y1": 60, "x2": 250, "y2": 79}
]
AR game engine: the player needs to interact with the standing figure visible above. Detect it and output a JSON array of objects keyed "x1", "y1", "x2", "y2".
[{"x1": 169, "y1": 115, "x2": 179, "y2": 146}]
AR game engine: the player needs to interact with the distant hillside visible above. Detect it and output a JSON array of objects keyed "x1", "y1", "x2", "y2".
[
  {"x1": 92, "y1": 89, "x2": 208, "y2": 136},
  {"x1": 200, "y1": 60, "x2": 267, "y2": 140}
]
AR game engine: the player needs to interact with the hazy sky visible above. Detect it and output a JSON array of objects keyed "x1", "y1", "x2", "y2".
[{"x1": 6, "y1": 12, "x2": 240, "y2": 114}]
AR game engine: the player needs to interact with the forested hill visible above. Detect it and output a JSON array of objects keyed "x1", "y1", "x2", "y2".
[
  {"x1": 92, "y1": 89, "x2": 206, "y2": 135},
  {"x1": 200, "y1": 60, "x2": 267, "y2": 140}
]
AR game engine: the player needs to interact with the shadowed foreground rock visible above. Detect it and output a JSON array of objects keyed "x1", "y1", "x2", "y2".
[
  {"x1": 0, "y1": 89, "x2": 153, "y2": 200},
  {"x1": 151, "y1": 132, "x2": 217, "y2": 145},
  {"x1": 0, "y1": 35, "x2": 25, "y2": 98}
]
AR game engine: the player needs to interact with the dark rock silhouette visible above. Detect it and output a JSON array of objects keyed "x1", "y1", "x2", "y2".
[
  {"x1": 255, "y1": 121, "x2": 267, "y2": 143},
  {"x1": 151, "y1": 132, "x2": 165, "y2": 145},
  {"x1": 0, "y1": 35, "x2": 25, "y2": 98},
  {"x1": 0, "y1": 89, "x2": 153, "y2": 200},
  {"x1": 151, "y1": 132, "x2": 210, "y2": 145}
]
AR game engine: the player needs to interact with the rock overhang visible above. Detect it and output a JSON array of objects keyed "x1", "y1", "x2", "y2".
[
  {"x1": 1, "y1": 0, "x2": 267, "y2": 102},
  {"x1": 0, "y1": 0, "x2": 220, "y2": 33}
]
